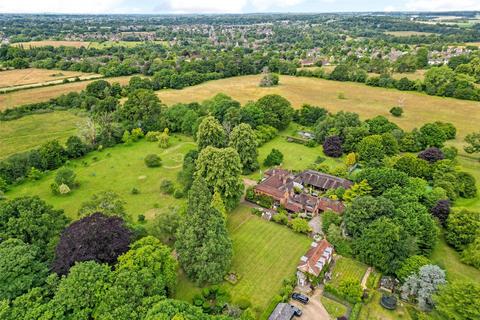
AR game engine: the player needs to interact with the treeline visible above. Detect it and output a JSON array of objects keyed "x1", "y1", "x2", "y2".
[{"x1": 298, "y1": 54, "x2": 480, "y2": 101}]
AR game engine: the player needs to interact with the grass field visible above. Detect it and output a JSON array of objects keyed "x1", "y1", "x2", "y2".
[
  {"x1": 88, "y1": 41, "x2": 166, "y2": 49},
  {"x1": 156, "y1": 75, "x2": 479, "y2": 146},
  {"x1": 0, "y1": 75, "x2": 132, "y2": 111},
  {"x1": 175, "y1": 204, "x2": 312, "y2": 312},
  {"x1": 247, "y1": 130, "x2": 344, "y2": 180},
  {"x1": 329, "y1": 256, "x2": 369, "y2": 288},
  {"x1": 0, "y1": 68, "x2": 99, "y2": 89},
  {"x1": 321, "y1": 296, "x2": 348, "y2": 318},
  {"x1": 0, "y1": 111, "x2": 84, "y2": 159},
  {"x1": 385, "y1": 31, "x2": 436, "y2": 36},
  {"x1": 431, "y1": 234, "x2": 480, "y2": 283},
  {"x1": 4, "y1": 136, "x2": 194, "y2": 220},
  {"x1": 11, "y1": 41, "x2": 90, "y2": 48},
  {"x1": 359, "y1": 291, "x2": 412, "y2": 320}
]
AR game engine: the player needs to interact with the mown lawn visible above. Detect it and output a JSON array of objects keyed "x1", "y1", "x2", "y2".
[
  {"x1": 321, "y1": 296, "x2": 348, "y2": 318},
  {"x1": 175, "y1": 204, "x2": 312, "y2": 313},
  {"x1": 359, "y1": 291, "x2": 413, "y2": 320},
  {"x1": 0, "y1": 111, "x2": 84, "y2": 159},
  {"x1": 329, "y1": 256, "x2": 369, "y2": 288},
  {"x1": 455, "y1": 155, "x2": 480, "y2": 211},
  {"x1": 431, "y1": 233, "x2": 480, "y2": 283},
  {"x1": 248, "y1": 130, "x2": 344, "y2": 180},
  {"x1": 5, "y1": 135, "x2": 195, "y2": 221}
]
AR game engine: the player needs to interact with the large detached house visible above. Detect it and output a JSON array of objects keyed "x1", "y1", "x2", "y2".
[
  {"x1": 254, "y1": 169, "x2": 352, "y2": 215},
  {"x1": 297, "y1": 239, "x2": 334, "y2": 286}
]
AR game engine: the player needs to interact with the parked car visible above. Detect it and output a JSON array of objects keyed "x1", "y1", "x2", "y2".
[
  {"x1": 292, "y1": 293, "x2": 309, "y2": 304},
  {"x1": 290, "y1": 305, "x2": 302, "y2": 317}
]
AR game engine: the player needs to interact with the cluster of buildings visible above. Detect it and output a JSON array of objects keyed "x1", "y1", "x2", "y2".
[
  {"x1": 254, "y1": 169, "x2": 352, "y2": 216},
  {"x1": 253, "y1": 168, "x2": 349, "y2": 287}
]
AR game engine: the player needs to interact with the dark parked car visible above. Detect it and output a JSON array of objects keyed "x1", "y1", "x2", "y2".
[
  {"x1": 292, "y1": 293, "x2": 309, "y2": 304},
  {"x1": 290, "y1": 305, "x2": 302, "y2": 317}
]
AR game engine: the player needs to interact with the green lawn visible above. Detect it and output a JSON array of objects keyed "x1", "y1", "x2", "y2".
[
  {"x1": 455, "y1": 155, "x2": 480, "y2": 211},
  {"x1": 175, "y1": 204, "x2": 312, "y2": 313},
  {"x1": 329, "y1": 256, "x2": 369, "y2": 288},
  {"x1": 431, "y1": 233, "x2": 480, "y2": 283},
  {"x1": 248, "y1": 129, "x2": 344, "y2": 180},
  {"x1": 359, "y1": 291, "x2": 412, "y2": 320},
  {"x1": 5, "y1": 136, "x2": 195, "y2": 220},
  {"x1": 0, "y1": 111, "x2": 83, "y2": 159},
  {"x1": 321, "y1": 296, "x2": 348, "y2": 318}
]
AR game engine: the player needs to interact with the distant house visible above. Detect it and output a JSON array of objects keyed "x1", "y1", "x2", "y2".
[
  {"x1": 253, "y1": 169, "x2": 351, "y2": 215},
  {"x1": 268, "y1": 303, "x2": 296, "y2": 320},
  {"x1": 297, "y1": 239, "x2": 334, "y2": 287}
]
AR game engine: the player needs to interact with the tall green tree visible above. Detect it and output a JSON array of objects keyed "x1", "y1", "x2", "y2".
[
  {"x1": 0, "y1": 239, "x2": 49, "y2": 300},
  {"x1": 175, "y1": 177, "x2": 232, "y2": 285},
  {"x1": 195, "y1": 146, "x2": 244, "y2": 211},
  {"x1": 0, "y1": 196, "x2": 69, "y2": 260},
  {"x1": 96, "y1": 236, "x2": 178, "y2": 319},
  {"x1": 118, "y1": 89, "x2": 163, "y2": 132},
  {"x1": 355, "y1": 217, "x2": 414, "y2": 274},
  {"x1": 196, "y1": 116, "x2": 228, "y2": 150},
  {"x1": 229, "y1": 123, "x2": 259, "y2": 174},
  {"x1": 46, "y1": 261, "x2": 111, "y2": 319},
  {"x1": 255, "y1": 94, "x2": 294, "y2": 130},
  {"x1": 356, "y1": 135, "x2": 386, "y2": 166}
]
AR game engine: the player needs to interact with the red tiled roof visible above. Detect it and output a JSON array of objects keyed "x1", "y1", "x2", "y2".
[
  {"x1": 297, "y1": 239, "x2": 333, "y2": 277},
  {"x1": 318, "y1": 197, "x2": 345, "y2": 213},
  {"x1": 255, "y1": 175, "x2": 287, "y2": 200}
]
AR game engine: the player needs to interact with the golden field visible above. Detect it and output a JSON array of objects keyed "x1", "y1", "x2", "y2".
[
  {"x1": 0, "y1": 75, "x2": 132, "y2": 111},
  {"x1": 0, "y1": 68, "x2": 101, "y2": 91},
  {"x1": 11, "y1": 40, "x2": 90, "y2": 48},
  {"x1": 157, "y1": 74, "x2": 479, "y2": 142}
]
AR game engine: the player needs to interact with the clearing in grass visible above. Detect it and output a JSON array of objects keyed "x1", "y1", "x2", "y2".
[
  {"x1": 4, "y1": 136, "x2": 195, "y2": 220},
  {"x1": 175, "y1": 204, "x2": 312, "y2": 313},
  {"x1": 0, "y1": 111, "x2": 83, "y2": 159}
]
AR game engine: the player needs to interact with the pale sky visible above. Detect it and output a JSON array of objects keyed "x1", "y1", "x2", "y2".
[{"x1": 0, "y1": 0, "x2": 479, "y2": 14}]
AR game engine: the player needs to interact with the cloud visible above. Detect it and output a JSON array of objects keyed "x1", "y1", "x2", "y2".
[
  {"x1": 249, "y1": 0, "x2": 306, "y2": 11},
  {"x1": 405, "y1": 0, "x2": 480, "y2": 11},
  {"x1": 0, "y1": 0, "x2": 125, "y2": 13},
  {"x1": 163, "y1": 0, "x2": 247, "y2": 13},
  {"x1": 384, "y1": 6, "x2": 397, "y2": 12}
]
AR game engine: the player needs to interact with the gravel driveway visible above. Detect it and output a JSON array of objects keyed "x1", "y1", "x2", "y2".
[{"x1": 290, "y1": 290, "x2": 331, "y2": 320}]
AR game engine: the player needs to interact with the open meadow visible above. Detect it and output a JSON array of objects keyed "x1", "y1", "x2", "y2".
[
  {"x1": 11, "y1": 40, "x2": 90, "y2": 48},
  {"x1": 5, "y1": 136, "x2": 195, "y2": 220},
  {"x1": 175, "y1": 204, "x2": 312, "y2": 313},
  {"x1": 156, "y1": 75, "x2": 479, "y2": 145},
  {"x1": 0, "y1": 111, "x2": 83, "y2": 159},
  {"x1": 0, "y1": 68, "x2": 99, "y2": 89},
  {"x1": 0, "y1": 75, "x2": 132, "y2": 111},
  {"x1": 384, "y1": 31, "x2": 436, "y2": 36}
]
